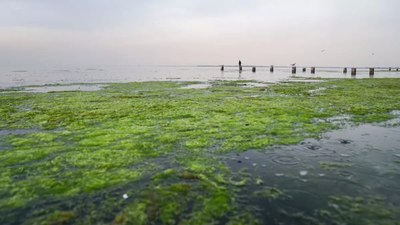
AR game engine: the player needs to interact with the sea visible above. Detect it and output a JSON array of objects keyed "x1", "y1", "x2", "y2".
[{"x1": 1, "y1": 65, "x2": 399, "y2": 89}]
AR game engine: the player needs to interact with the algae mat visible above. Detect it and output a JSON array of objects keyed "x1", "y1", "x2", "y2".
[{"x1": 1, "y1": 79, "x2": 400, "y2": 224}]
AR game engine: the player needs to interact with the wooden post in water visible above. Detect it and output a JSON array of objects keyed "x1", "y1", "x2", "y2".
[
  {"x1": 389, "y1": 67, "x2": 392, "y2": 71},
  {"x1": 311, "y1": 67, "x2": 315, "y2": 74},
  {"x1": 252, "y1": 67, "x2": 256, "y2": 73},
  {"x1": 302, "y1": 68, "x2": 306, "y2": 72},
  {"x1": 270, "y1": 65, "x2": 274, "y2": 73},
  {"x1": 343, "y1": 68, "x2": 347, "y2": 74},
  {"x1": 369, "y1": 68, "x2": 375, "y2": 76},
  {"x1": 397, "y1": 68, "x2": 399, "y2": 72},
  {"x1": 221, "y1": 65, "x2": 224, "y2": 71},
  {"x1": 351, "y1": 68, "x2": 357, "y2": 76},
  {"x1": 292, "y1": 67, "x2": 297, "y2": 74}
]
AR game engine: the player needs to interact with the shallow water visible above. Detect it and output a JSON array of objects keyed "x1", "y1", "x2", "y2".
[
  {"x1": 224, "y1": 122, "x2": 400, "y2": 224},
  {"x1": 181, "y1": 83, "x2": 212, "y2": 89},
  {"x1": 22, "y1": 84, "x2": 105, "y2": 93},
  {"x1": 0, "y1": 129, "x2": 40, "y2": 136},
  {"x1": 1, "y1": 65, "x2": 400, "y2": 89}
]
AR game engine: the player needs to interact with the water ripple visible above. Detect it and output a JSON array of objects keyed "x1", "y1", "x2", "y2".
[{"x1": 271, "y1": 155, "x2": 300, "y2": 165}]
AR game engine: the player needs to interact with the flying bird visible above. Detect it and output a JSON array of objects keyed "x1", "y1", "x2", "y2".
[
  {"x1": 371, "y1": 52, "x2": 375, "y2": 56},
  {"x1": 321, "y1": 49, "x2": 326, "y2": 53},
  {"x1": 290, "y1": 63, "x2": 296, "y2": 66}
]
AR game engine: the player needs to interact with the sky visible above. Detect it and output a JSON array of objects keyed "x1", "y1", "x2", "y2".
[{"x1": 0, "y1": 0, "x2": 399, "y2": 67}]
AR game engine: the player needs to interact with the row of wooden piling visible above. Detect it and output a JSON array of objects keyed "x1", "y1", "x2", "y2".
[
  {"x1": 349, "y1": 68, "x2": 375, "y2": 76},
  {"x1": 221, "y1": 65, "x2": 399, "y2": 75}
]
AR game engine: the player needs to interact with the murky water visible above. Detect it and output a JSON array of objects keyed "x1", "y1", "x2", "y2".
[
  {"x1": 225, "y1": 121, "x2": 400, "y2": 224},
  {"x1": 1, "y1": 65, "x2": 400, "y2": 89}
]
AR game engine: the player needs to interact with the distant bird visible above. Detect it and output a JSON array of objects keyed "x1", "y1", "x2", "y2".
[
  {"x1": 371, "y1": 52, "x2": 375, "y2": 56},
  {"x1": 290, "y1": 63, "x2": 296, "y2": 66},
  {"x1": 321, "y1": 49, "x2": 326, "y2": 53}
]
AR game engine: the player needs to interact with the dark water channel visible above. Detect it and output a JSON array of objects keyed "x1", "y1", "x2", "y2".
[{"x1": 225, "y1": 121, "x2": 400, "y2": 224}]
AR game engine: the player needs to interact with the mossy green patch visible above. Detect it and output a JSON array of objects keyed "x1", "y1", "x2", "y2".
[
  {"x1": 1, "y1": 79, "x2": 400, "y2": 224},
  {"x1": 38, "y1": 210, "x2": 76, "y2": 225}
]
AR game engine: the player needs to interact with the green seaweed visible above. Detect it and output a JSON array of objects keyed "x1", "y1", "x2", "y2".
[
  {"x1": 320, "y1": 161, "x2": 353, "y2": 170},
  {"x1": 226, "y1": 213, "x2": 262, "y2": 225},
  {"x1": 1, "y1": 79, "x2": 400, "y2": 224},
  {"x1": 41, "y1": 210, "x2": 76, "y2": 225},
  {"x1": 319, "y1": 196, "x2": 400, "y2": 225},
  {"x1": 253, "y1": 187, "x2": 284, "y2": 199}
]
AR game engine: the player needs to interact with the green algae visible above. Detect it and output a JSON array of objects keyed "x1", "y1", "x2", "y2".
[
  {"x1": 114, "y1": 181, "x2": 231, "y2": 225},
  {"x1": 230, "y1": 177, "x2": 248, "y2": 187},
  {"x1": 255, "y1": 177, "x2": 264, "y2": 185},
  {"x1": 280, "y1": 195, "x2": 400, "y2": 225},
  {"x1": 320, "y1": 161, "x2": 353, "y2": 170},
  {"x1": 1, "y1": 79, "x2": 400, "y2": 224},
  {"x1": 319, "y1": 196, "x2": 400, "y2": 225},
  {"x1": 37, "y1": 210, "x2": 76, "y2": 225},
  {"x1": 253, "y1": 187, "x2": 284, "y2": 199},
  {"x1": 114, "y1": 203, "x2": 148, "y2": 225},
  {"x1": 226, "y1": 213, "x2": 262, "y2": 225}
]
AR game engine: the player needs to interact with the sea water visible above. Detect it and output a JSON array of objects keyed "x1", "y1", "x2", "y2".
[{"x1": 1, "y1": 65, "x2": 399, "y2": 89}]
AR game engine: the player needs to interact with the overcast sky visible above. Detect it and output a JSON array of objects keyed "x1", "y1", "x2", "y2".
[{"x1": 0, "y1": 0, "x2": 399, "y2": 67}]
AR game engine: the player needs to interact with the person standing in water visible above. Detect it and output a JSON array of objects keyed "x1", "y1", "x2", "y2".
[{"x1": 238, "y1": 60, "x2": 242, "y2": 72}]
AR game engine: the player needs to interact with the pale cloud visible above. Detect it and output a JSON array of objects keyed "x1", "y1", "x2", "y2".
[{"x1": 0, "y1": 0, "x2": 399, "y2": 67}]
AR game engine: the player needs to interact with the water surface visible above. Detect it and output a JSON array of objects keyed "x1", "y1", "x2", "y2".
[
  {"x1": 1, "y1": 65, "x2": 399, "y2": 89},
  {"x1": 224, "y1": 121, "x2": 400, "y2": 224}
]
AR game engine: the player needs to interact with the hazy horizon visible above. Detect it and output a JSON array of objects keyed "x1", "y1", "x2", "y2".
[{"x1": 1, "y1": 0, "x2": 399, "y2": 68}]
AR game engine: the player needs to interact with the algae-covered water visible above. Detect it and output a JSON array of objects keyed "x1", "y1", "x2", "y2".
[{"x1": 1, "y1": 78, "x2": 400, "y2": 224}]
